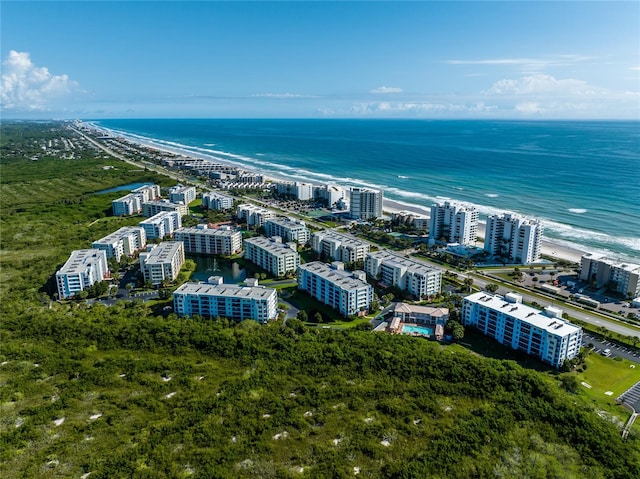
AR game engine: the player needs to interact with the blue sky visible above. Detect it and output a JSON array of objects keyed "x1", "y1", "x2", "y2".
[{"x1": 1, "y1": 1, "x2": 638, "y2": 119}]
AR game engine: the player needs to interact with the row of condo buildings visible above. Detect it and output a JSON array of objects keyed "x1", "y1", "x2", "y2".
[
  {"x1": 111, "y1": 184, "x2": 196, "y2": 217},
  {"x1": 424, "y1": 201, "x2": 544, "y2": 264}
]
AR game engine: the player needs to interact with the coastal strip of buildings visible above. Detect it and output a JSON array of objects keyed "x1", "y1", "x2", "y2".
[{"x1": 462, "y1": 291, "x2": 582, "y2": 368}]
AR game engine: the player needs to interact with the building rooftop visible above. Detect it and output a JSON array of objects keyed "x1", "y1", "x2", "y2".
[
  {"x1": 265, "y1": 217, "x2": 307, "y2": 229},
  {"x1": 368, "y1": 250, "x2": 441, "y2": 275},
  {"x1": 465, "y1": 291, "x2": 581, "y2": 336},
  {"x1": 393, "y1": 302, "x2": 449, "y2": 318},
  {"x1": 93, "y1": 226, "x2": 143, "y2": 245},
  {"x1": 143, "y1": 242, "x2": 183, "y2": 264},
  {"x1": 140, "y1": 211, "x2": 178, "y2": 224},
  {"x1": 174, "y1": 281, "x2": 276, "y2": 300},
  {"x1": 244, "y1": 236, "x2": 297, "y2": 256},
  {"x1": 299, "y1": 262, "x2": 370, "y2": 291},
  {"x1": 58, "y1": 249, "x2": 105, "y2": 274},
  {"x1": 582, "y1": 253, "x2": 640, "y2": 273},
  {"x1": 314, "y1": 230, "x2": 369, "y2": 249},
  {"x1": 175, "y1": 226, "x2": 239, "y2": 236}
]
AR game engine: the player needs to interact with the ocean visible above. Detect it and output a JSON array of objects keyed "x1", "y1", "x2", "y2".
[{"x1": 94, "y1": 119, "x2": 640, "y2": 261}]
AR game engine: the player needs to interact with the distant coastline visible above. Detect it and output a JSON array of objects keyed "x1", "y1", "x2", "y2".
[{"x1": 90, "y1": 119, "x2": 638, "y2": 264}]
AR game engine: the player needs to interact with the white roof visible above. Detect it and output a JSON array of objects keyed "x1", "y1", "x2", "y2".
[
  {"x1": 58, "y1": 249, "x2": 105, "y2": 274},
  {"x1": 174, "y1": 281, "x2": 276, "y2": 300}
]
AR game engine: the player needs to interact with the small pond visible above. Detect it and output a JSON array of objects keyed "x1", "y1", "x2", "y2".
[
  {"x1": 189, "y1": 255, "x2": 247, "y2": 284},
  {"x1": 96, "y1": 182, "x2": 153, "y2": 194}
]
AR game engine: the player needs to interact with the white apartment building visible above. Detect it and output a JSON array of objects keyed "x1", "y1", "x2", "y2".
[
  {"x1": 275, "y1": 181, "x2": 314, "y2": 201},
  {"x1": 169, "y1": 184, "x2": 197, "y2": 205},
  {"x1": 56, "y1": 249, "x2": 108, "y2": 299},
  {"x1": 297, "y1": 261, "x2": 373, "y2": 317},
  {"x1": 173, "y1": 277, "x2": 278, "y2": 323},
  {"x1": 484, "y1": 213, "x2": 543, "y2": 264},
  {"x1": 349, "y1": 187, "x2": 383, "y2": 220},
  {"x1": 142, "y1": 200, "x2": 189, "y2": 218},
  {"x1": 462, "y1": 292, "x2": 583, "y2": 368},
  {"x1": 263, "y1": 217, "x2": 310, "y2": 244},
  {"x1": 139, "y1": 211, "x2": 182, "y2": 240},
  {"x1": 202, "y1": 191, "x2": 234, "y2": 210},
  {"x1": 579, "y1": 253, "x2": 640, "y2": 298},
  {"x1": 131, "y1": 184, "x2": 161, "y2": 203},
  {"x1": 174, "y1": 225, "x2": 242, "y2": 256},
  {"x1": 243, "y1": 236, "x2": 300, "y2": 277},
  {"x1": 365, "y1": 250, "x2": 442, "y2": 298},
  {"x1": 315, "y1": 185, "x2": 347, "y2": 209},
  {"x1": 139, "y1": 242, "x2": 185, "y2": 286},
  {"x1": 236, "y1": 203, "x2": 276, "y2": 227},
  {"x1": 92, "y1": 226, "x2": 147, "y2": 262},
  {"x1": 311, "y1": 231, "x2": 370, "y2": 264},
  {"x1": 429, "y1": 201, "x2": 479, "y2": 245},
  {"x1": 112, "y1": 193, "x2": 142, "y2": 216}
]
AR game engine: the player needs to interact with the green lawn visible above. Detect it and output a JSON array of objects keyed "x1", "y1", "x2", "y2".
[{"x1": 576, "y1": 354, "x2": 640, "y2": 400}]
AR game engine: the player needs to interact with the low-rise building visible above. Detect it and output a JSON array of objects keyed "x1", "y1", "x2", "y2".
[
  {"x1": 264, "y1": 217, "x2": 310, "y2": 244},
  {"x1": 236, "y1": 203, "x2": 276, "y2": 227},
  {"x1": 244, "y1": 236, "x2": 300, "y2": 277},
  {"x1": 579, "y1": 253, "x2": 640, "y2": 298},
  {"x1": 169, "y1": 184, "x2": 197, "y2": 205},
  {"x1": 311, "y1": 231, "x2": 370, "y2": 264},
  {"x1": 139, "y1": 241, "x2": 185, "y2": 285},
  {"x1": 365, "y1": 250, "x2": 442, "y2": 298},
  {"x1": 139, "y1": 211, "x2": 182, "y2": 240},
  {"x1": 388, "y1": 303, "x2": 449, "y2": 340},
  {"x1": 92, "y1": 226, "x2": 147, "y2": 262},
  {"x1": 297, "y1": 261, "x2": 373, "y2": 317},
  {"x1": 56, "y1": 249, "x2": 108, "y2": 299},
  {"x1": 174, "y1": 225, "x2": 242, "y2": 256},
  {"x1": 112, "y1": 193, "x2": 142, "y2": 216},
  {"x1": 142, "y1": 200, "x2": 189, "y2": 217},
  {"x1": 173, "y1": 277, "x2": 277, "y2": 323},
  {"x1": 461, "y1": 292, "x2": 583, "y2": 368},
  {"x1": 111, "y1": 184, "x2": 161, "y2": 216},
  {"x1": 202, "y1": 191, "x2": 234, "y2": 210},
  {"x1": 131, "y1": 184, "x2": 161, "y2": 202}
]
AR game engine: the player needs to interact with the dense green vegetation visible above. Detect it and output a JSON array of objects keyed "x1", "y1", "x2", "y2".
[{"x1": 1, "y1": 123, "x2": 639, "y2": 478}]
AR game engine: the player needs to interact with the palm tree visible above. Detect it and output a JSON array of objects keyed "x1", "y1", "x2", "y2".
[{"x1": 463, "y1": 277, "x2": 474, "y2": 292}]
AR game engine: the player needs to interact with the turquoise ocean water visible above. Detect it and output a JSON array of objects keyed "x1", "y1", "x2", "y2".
[{"x1": 94, "y1": 119, "x2": 640, "y2": 260}]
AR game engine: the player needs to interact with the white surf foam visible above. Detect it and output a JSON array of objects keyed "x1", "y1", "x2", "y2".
[{"x1": 568, "y1": 208, "x2": 587, "y2": 214}]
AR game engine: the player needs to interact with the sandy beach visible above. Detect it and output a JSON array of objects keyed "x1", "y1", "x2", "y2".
[
  {"x1": 94, "y1": 124, "x2": 587, "y2": 265},
  {"x1": 383, "y1": 198, "x2": 586, "y2": 264}
]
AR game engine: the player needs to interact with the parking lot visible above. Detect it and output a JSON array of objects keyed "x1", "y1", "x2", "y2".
[{"x1": 582, "y1": 332, "x2": 640, "y2": 364}]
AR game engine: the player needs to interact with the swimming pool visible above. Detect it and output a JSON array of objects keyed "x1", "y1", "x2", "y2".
[{"x1": 401, "y1": 324, "x2": 433, "y2": 336}]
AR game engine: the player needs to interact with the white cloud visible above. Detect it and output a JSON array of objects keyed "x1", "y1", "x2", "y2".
[
  {"x1": 1, "y1": 51, "x2": 80, "y2": 111},
  {"x1": 370, "y1": 86, "x2": 403, "y2": 94},
  {"x1": 446, "y1": 55, "x2": 594, "y2": 71},
  {"x1": 483, "y1": 74, "x2": 602, "y2": 96},
  {"x1": 349, "y1": 101, "x2": 496, "y2": 116},
  {"x1": 251, "y1": 93, "x2": 311, "y2": 98},
  {"x1": 630, "y1": 66, "x2": 640, "y2": 71}
]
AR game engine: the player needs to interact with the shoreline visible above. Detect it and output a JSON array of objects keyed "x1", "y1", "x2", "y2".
[
  {"x1": 93, "y1": 122, "x2": 591, "y2": 265},
  {"x1": 383, "y1": 198, "x2": 586, "y2": 264}
]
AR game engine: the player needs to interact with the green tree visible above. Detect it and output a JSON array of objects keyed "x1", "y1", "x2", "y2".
[
  {"x1": 486, "y1": 283, "x2": 499, "y2": 294},
  {"x1": 297, "y1": 310, "x2": 308, "y2": 322},
  {"x1": 463, "y1": 277, "x2": 474, "y2": 292},
  {"x1": 314, "y1": 312, "x2": 322, "y2": 323}
]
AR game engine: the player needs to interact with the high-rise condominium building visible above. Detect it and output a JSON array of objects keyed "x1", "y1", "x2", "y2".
[
  {"x1": 349, "y1": 188, "x2": 383, "y2": 220},
  {"x1": 484, "y1": 213, "x2": 543, "y2": 264},
  {"x1": 429, "y1": 201, "x2": 479, "y2": 245}
]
